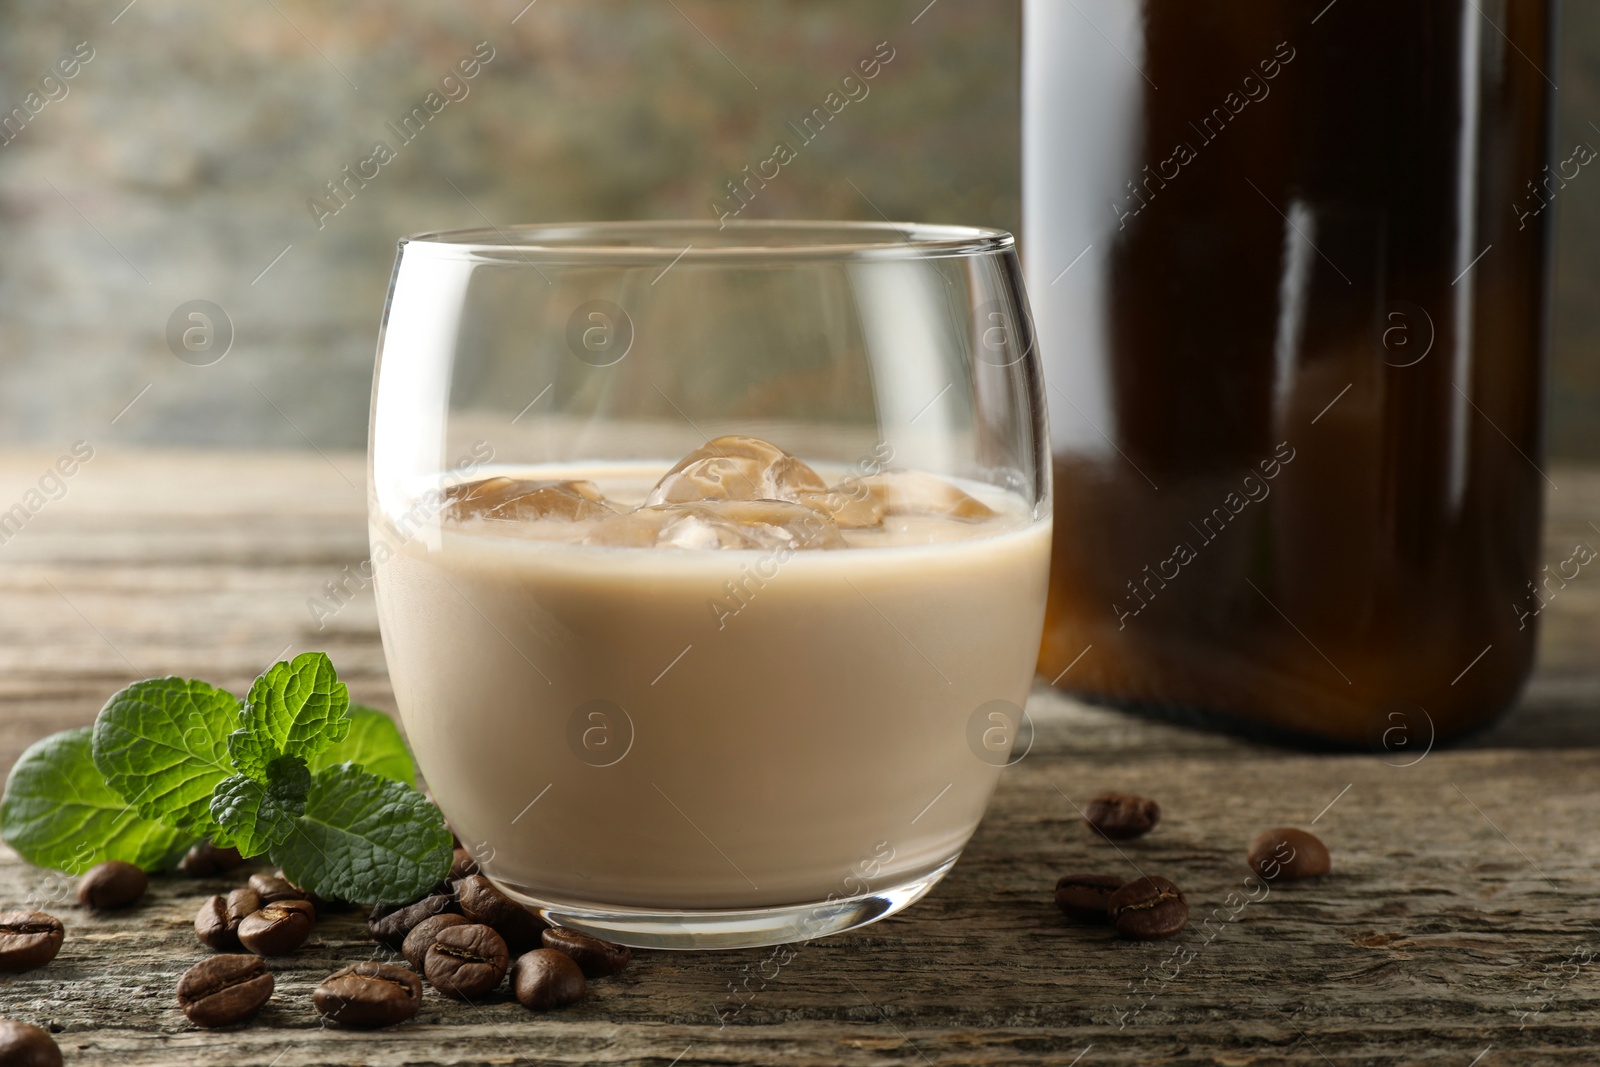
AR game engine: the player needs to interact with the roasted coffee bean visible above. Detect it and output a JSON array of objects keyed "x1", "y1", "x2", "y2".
[
  {"x1": 1107, "y1": 876, "x2": 1188, "y2": 940},
  {"x1": 540, "y1": 926, "x2": 631, "y2": 978},
  {"x1": 194, "y1": 888, "x2": 260, "y2": 952},
  {"x1": 179, "y1": 842, "x2": 244, "y2": 877},
  {"x1": 512, "y1": 948, "x2": 586, "y2": 1010},
  {"x1": 247, "y1": 872, "x2": 306, "y2": 905},
  {"x1": 367, "y1": 894, "x2": 456, "y2": 948},
  {"x1": 76, "y1": 860, "x2": 147, "y2": 909},
  {"x1": 196, "y1": 896, "x2": 235, "y2": 951},
  {"x1": 227, "y1": 888, "x2": 261, "y2": 920},
  {"x1": 424, "y1": 923, "x2": 510, "y2": 999},
  {"x1": 1249, "y1": 827, "x2": 1331, "y2": 881},
  {"x1": 0, "y1": 911, "x2": 64, "y2": 972},
  {"x1": 449, "y1": 848, "x2": 479, "y2": 881},
  {"x1": 238, "y1": 899, "x2": 315, "y2": 956},
  {"x1": 402, "y1": 913, "x2": 469, "y2": 971},
  {"x1": 176, "y1": 954, "x2": 274, "y2": 1027},
  {"x1": 1053, "y1": 874, "x2": 1124, "y2": 923},
  {"x1": 455, "y1": 875, "x2": 543, "y2": 953},
  {"x1": 313, "y1": 962, "x2": 423, "y2": 1028},
  {"x1": 0, "y1": 1019, "x2": 62, "y2": 1067},
  {"x1": 1084, "y1": 793, "x2": 1161, "y2": 839}
]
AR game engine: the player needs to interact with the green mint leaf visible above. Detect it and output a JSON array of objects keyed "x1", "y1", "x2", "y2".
[
  {"x1": 0, "y1": 728, "x2": 193, "y2": 873},
  {"x1": 230, "y1": 652, "x2": 351, "y2": 778},
  {"x1": 209, "y1": 754, "x2": 310, "y2": 857},
  {"x1": 306, "y1": 704, "x2": 417, "y2": 787},
  {"x1": 270, "y1": 763, "x2": 451, "y2": 904},
  {"x1": 91, "y1": 677, "x2": 239, "y2": 837}
]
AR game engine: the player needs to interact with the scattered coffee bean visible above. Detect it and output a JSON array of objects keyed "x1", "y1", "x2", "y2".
[
  {"x1": 247, "y1": 872, "x2": 306, "y2": 905},
  {"x1": 0, "y1": 911, "x2": 64, "y2": 973},
  {"x1": 176, "y1": 954, "x2": 274, "y2": 1028},
  {"x1": 424, "y1": 922, "x2": 510, "y2": 1000},
  {"x1": 76, "y1": 860, "x2": 147, "y2": 909},
  {"x1": 512, "y1": 948, "x2": 586, "y2": 1010},
  {"x1": 1249, "y1": 827, "x2": 1331, "y2": 881},
  {"x1": 238, "y1": 899, "x2": 315, "y2": 956},
  {"x1": 1084, "y1": 793, "x2": 1161, "y2": 839},
  {"x1": 1107, "y1": 876, "x2": 1188, "y2": 940},
  {"x1": 195, "y1": 896, "x2": 234, "y2": 952},
  {"x1": 456, "y1": 874, "x2": 543, "y2": 953},
  {"x1": 313, "y1": 962, "x2": 423, "y2": 1028},
  {"x1": 227, "y1": 888, "x2": 262, "y2": 918},
  {"x1": 178, "y1": 842, "x2": 244, "y2": 877},
  {"x1": 0, "y1": 1019, "x2": 62, "y2": 1067},
  {"x1": 194, "y1": 888, "x2": 260, "y2": 952},
  {"x1": 1053, "y1": 874, "x2": 1124, "y2": 923},
  {"x1": 449, "y1": 847, "x2": 479, "y2": 881},
  {"x1": 402, "y1": 913, "x2": 469, "y2": 971},
  {"x1": 368, "y1": 894, "x2": 456, "y2": 948},
  {"x1": 540, "y1": 927, "x2": 632, "y2": 978}
]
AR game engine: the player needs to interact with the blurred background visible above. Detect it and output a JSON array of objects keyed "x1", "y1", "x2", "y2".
[{"x1": 0, "y1": 0, "x2": 1594, "y2": 455}]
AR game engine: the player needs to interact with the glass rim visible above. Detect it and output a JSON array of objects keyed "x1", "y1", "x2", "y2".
[{"x1": 398, "y1": 220, "x2": 1013, "y2": 263}]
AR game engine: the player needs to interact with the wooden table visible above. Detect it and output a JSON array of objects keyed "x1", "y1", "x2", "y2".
[{"x1": 0, "y1": 451, "x2": 1596, "y2": 1065}]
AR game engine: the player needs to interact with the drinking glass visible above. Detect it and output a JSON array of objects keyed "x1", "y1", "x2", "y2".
[{"x1": 369, "y1": 221, "x2": 1051, "y2": 949}]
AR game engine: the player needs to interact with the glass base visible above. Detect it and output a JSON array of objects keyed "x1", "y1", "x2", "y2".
[{"x1": 492, "y1": 855, "x2": 960, "y2": 951}]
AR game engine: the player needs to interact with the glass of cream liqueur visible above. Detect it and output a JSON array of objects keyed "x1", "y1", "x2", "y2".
[{"x1": 368, "y1": 222, "x2": 1051, "y2": 949}]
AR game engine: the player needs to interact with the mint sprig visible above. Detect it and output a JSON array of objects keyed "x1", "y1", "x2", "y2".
[
  {"x1": 274, "y1": 763, "x2": 452, "y2": 904},
  {"x1": 0, "y1": 728, "x2": 192, "y2": 874},
  {"x1": 230, "y1": 653, "x2": 351, "y2": 778},
  {"x1": 91, "y1": 677, "x2": 238, "y2": 837},
  {"x1": 308, "y1": 704, "x2": 418, "y2": 788},
  {"x1": 1, "y1": 654, "x2": 450, "y2": 904}
]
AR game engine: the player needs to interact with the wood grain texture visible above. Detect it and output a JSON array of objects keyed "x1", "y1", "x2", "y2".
[{"x1": 0, "y1": 451, "x2": 1596, "y2": 1065}]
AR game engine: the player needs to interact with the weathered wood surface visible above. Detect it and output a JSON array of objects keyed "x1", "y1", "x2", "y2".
[{"x1": 0, "y1": 451, "x2": 1596, "y2": 1066}]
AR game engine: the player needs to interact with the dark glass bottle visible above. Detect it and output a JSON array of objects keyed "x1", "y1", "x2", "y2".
[{"x1": 1024, "y1": 0, "x2": 1556, "y2": 745}]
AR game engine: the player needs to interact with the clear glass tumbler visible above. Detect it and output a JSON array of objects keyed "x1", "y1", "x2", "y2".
[{"x1": 368, "y1": 221, "x2": 1051, "y2": 949}]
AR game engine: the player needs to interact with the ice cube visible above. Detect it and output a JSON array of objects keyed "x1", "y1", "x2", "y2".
[
  {"x1": 584, "y1": 499, "x2": 846, "y2": 550},
  {"x1": 794, "y1": 485, "x2": 889, "y2": 529},
  {"x1": 444, "y1": 477, "x2": 613, "y2": 523},
  {"x1": 799, "y1": 470, "x2": 996, "y2": 527},
  {"x1": 644, "y1": 435, "x2": 827, "y2": 506}
]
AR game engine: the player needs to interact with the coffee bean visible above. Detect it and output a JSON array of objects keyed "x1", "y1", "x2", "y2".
[
  {"x1": 540, "y1": 927, "x2": 631, "y2": 978},
  {"x1": 176, "y1": 954, "x2": 274, "y2": 1027},
  {"x1": 424, "y1": 923, "x2": 510, "y2": 999},
  {"x1": 368, "y1": 894, "x2": 456, "y2": 948},
  {"x1": 1107, "y1": 876, "x2": 1188, "y2": 940},
  {"x1": 0, "y1": 911, "x2": 64, "y2": 973},
  {"x1": 1053, "y1": 874, "x2": 1124, "y2": 923},
  {"x1": 247, "y1": 872, "x2": 306, "y2": 905},
  {"x1": 1084, "y1": 793, "x2": 1161, "y2": 839},
  {"x1": 402, "y1": 913, "x2": 469, "y2": 971},
  {"x1": 179, "y1": 842, "x2": 244, "y2": 877},
  {"x1": 313, "y1": 962, "x2": 423, "y2": 1028},
  {"x1": 512, "y1": 948, "x2": 586, "y2": 1010},
  {"x1": 228, "y1": 887, "x2": 261, "y2": 920},
  {"x1": 455, "y1": 874, "x2": 543, "y2": 954},
  {"x1": 0, "y1": 1020, "x2": 62, "y2": 1067},
  {"x1": 195, "y1": 896, "x2": 234, "y2": 952},
  {"x1": 238, "y1": 899, "x2": 315, "y2": 956},
  {"x1": 449, "y1": 848, "x2": 479, "y2": 882},
  {"x1": 1249, "y1": 827, "x2": 1331, "y2": 881},
  {"x1": 194, "y1": 888, "x2": 260, "y2": 952},
  {"x1": 76, "y1": 860, "x2": 147, "y2": 909}
]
